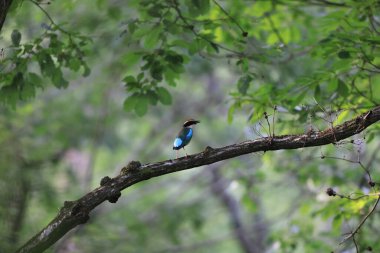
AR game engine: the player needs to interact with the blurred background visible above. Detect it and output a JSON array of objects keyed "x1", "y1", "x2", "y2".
[{"x1": 1, "y1": 1, "x2": 380, "y2": 252}]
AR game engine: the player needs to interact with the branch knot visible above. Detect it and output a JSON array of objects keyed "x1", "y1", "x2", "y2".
[
  {"x1": 100, "y1": 176, "x2": 112, "y2": 186},
  {"x1": 120, "y1": 160, "x2": 141, "y2": 175}
]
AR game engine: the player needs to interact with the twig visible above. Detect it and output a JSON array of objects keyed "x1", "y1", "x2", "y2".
[
  {"x1": 170, "y1": 0, "x2": 244, "y2": 56},
  {"x1": 350, "y1": 78, "x2": 379, "y2": 105},
  {"x1": 265, "y1": 13, "x2": 286, "y2": 46},
  {"x1": 311, "y1": 0, "x2": 347, "y2": 7},
  {"x1": 211, "y1": 0, "x2": 246, "y2": 34},
  {"x1": 352, "y1": 235, "x2": 359, "y2": 253},
  {"x1": 29, "y1": 0, "x2": 70, "y2": 35},
  {"x1": 340, "y1": 195, "x2": 380, "y2": 244},
  {"x1": 321, "y1": 156, "x2": 373, "y2": 184},
  {"x1": 360, "y1": 47, "x2": 380, "y2": 70},
  {"x1": 313, "y1": 98, "x2": 337, "y2": 143},
  {"x1": 369, "y1": 16, "x2": 380, "y2": 35}
]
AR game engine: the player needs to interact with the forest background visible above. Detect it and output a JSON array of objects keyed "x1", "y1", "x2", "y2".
[{"x1": 1, "y1": 0, "x2": 380, "y2": 252}]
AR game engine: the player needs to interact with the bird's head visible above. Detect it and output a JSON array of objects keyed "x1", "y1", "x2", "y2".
[{"x1": 183, "y1": 119, "x2": 200, "y2": 127}]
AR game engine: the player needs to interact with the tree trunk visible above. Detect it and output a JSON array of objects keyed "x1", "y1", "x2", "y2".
[{"x1": 0, "y1": 0, "x2": 13, "y2": 32}]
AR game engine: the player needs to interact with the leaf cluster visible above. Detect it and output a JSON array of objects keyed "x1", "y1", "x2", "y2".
[{"x1": 0, "y1": 26, "x2": 90, "y2": 107}]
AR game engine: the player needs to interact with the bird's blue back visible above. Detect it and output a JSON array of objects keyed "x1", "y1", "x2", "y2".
[{"x1": 173, "y1": 127, "x2": 193, "y2": 150}]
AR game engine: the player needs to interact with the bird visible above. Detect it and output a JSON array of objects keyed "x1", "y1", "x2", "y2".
[{"x1": 173, "y1": 119, "x2": 200, "y2": 158}]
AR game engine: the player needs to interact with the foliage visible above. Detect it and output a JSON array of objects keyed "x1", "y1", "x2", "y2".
[
  {"x1": 2, "y1": 1, "x2": 380, "y2": 117},
  {"x1": 1, "y1": 23, "x2": 90, "y2": 107}
]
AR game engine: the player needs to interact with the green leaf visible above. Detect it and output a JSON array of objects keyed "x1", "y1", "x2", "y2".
[
  {"x1": 137, "y1": 72, "x2": 144, "y2": 82},
  {"x1": 107, "y1": 6, "x2": 122, "y2": 20},
  {"x1": 190, "y1": 0, "x2": 210, "y2": 15},
  {"x1": 156, "y1": 87, "x2": 172, "y2": 105},
  {"x1": 227, "y1": 105, "x2": 235, "y2": 123},
  {"x1": 82, "y1": 64, "x2": 91, "y2": 77},
  {"x1": 164, "y1": 69, "x2": 178, "y2": 87},
  {"x1": 134, "y1": 96, "x2": 149, "y2": 116},
  {"x1": 26, "y1": 72, "x2": 44, "y2": 88},
  {"x1": 209, "y1": 42, "x2": 219, "y2": 53},
  {"x1": 123, "y1": 75, "x2": 136, "y2": 83},
  {"x1": 20, "y1": 80, "x2": 36, "y2": 100},
  {"x1": 0, "y1": 85, "x2": 18, "y2": 108},
  {"x1": 337, "y1": 79, "x2": 349, "y2": 97},
  {"x1": 128, "y1": 20, "x2": 137, "y2": 34},
  {"x1": 366, "y1": 131, "x2": 375, "y2": 143},
  {"x1": 8, "y1": 0, "x2": 23, "y2": 12},
  {"x1": 188, "y1": 38, "x2": 207, "y2": 55},
  {"x1": 123, "y1": 94, "x2": 139, "y2": 112},
  {"x1": 38, "y1": 53, "x2": 56, "y2": 77},
  {"x1": 237, "y1": 75, "x2": 253, "y2": 95},
  {"x1": 237, "y1": 58, "x2": 249, "y2": 72},
  {"x1": 144, "y1": 25, "x2": 162, "y2": 49},
  {"x1": 146, "y1": 90, "x2": 158, "y2": 105},
  {"x1": 150, "y1": 62, "x2": 163, "y2": 81},
  {"x1": 122, "y1": 52, "x2": 141, "y2": 67},
  {"x1": 147, "y1": 4, "x2": 162, "y2": 17},
  {"x1": 68, "y1": 58, "x2": 81, "y2": 71},
  {"x1": 337, "y1": 50, "x2": 350, "y2": 59},
  {"x1": 51, "y1": 68, "x2": 69, "y2": 88},
  {"x1": 164, "y1": 52, "x2": 184, "y2": 65},
  {"x1": 291, "y1": 90, "x2": 307, "y2": 107},
  {"x1": 327, "y1": 79, "x2": 338, "y2": 93},
  {"x1": 314, "y1": 84, "x2": 321, "y2": 100}
]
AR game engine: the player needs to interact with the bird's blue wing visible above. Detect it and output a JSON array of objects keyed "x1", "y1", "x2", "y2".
[
  {"x1": 181, "y1": 128, "x2": 193, "y2": 147},
  {"x1": 173, "y1": 137, "x2": 183, "y2": 149},
  {"x1": 185, "y1": 128, "x2": 193, "y2": 140}
]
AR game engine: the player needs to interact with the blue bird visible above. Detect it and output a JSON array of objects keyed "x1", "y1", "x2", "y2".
[{"x1": 173, "y1": 119, "x2": 200, "y2": 158}]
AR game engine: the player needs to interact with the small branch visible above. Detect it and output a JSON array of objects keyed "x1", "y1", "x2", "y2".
[
  {"x1": 265, "y1": 13, "x2": 286, "y2": 46},
  {"x1": 29, "y1": 0, "x2": 70, "y2": 35},
  {"x1": 321, "y1": 156, "x2": 373, "y2": 184},
  {"x1": 360, "y1": 48, "x2": 380, "y2": 70},
  {"x1": 29, "y1": 0, "x2": 55, "y2": 26},
  {"x1": 340, "y1": 195, "x2": 380, "y2": 244},
  {"x1": 326, "y1": 188, "x2": 379, "y2": 201},
  {"x1": 369, "y1": 17, "x2": 380, "y2": 35},
  {"x1": 17, "y1": 106, "x2": 380, "y2": 253},
  {"x1": 211, "y1": 0, "x2": 246, "y2": 34},
  {"x1": 307, "y1": 0, "x2": 347, "y2": 7},
  {"x1": 350, "y1": 78, "x2": 379, "y2": 106},
  {"x1": 277, "y1": 0, "x2": 347, "y2": 8},
  {"x1": 352, "y1": 235, "x2": 359, "y2": 253},
  {"x1": 315, "y1": 0, "x2": 347, "y2": 7},
  {"x1": 170, "y1": 0, "x2": 244, "y2": 56}
]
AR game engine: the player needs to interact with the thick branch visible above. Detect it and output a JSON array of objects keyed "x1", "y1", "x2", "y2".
[
  {"x1": 17, "y1": 106, "x2": 380, "y2": 253},
  {"x1": 0, "y1": 0, "x2": 13, "y2": 33}
]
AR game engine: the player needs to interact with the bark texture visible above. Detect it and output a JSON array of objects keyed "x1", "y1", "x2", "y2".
[
  {"x1": 17, "y1": 106, "x2": 380, "y2": 253},
  {"x1": 0, "y1": 0, "x2": 13, "y2": 32},
  {"x1": 211, "y1": 167, "x2": 260, "y2": 253}
]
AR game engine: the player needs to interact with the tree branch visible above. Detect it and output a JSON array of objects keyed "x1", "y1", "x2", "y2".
[
  {"x1": 210, "y1": 167, "x2": 259, "y2": 253},
  {"x1": 0, "y1": 0, "x2": 13, "y2": 33},
  {"x1": 17, "y1": 105, "x2": 380, "y2": 253}
]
